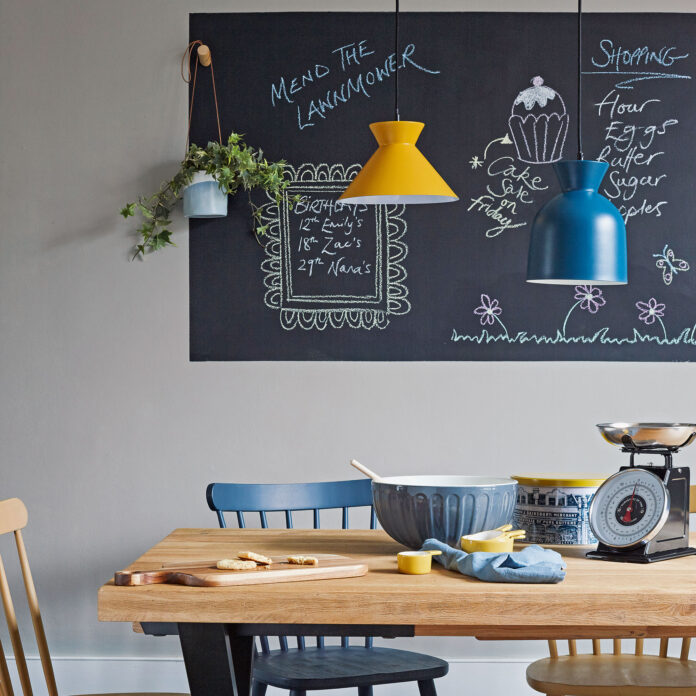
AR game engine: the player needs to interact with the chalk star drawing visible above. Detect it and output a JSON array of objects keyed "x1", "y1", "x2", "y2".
[
  {"x1": 653, "y1": 244, "x2": 690, "y2": 285},
  {"x1": 259, "y1": 163, "x2": 410, "y2": 331},
  {"x1": 508, "y1": 76, "x2": 569, "y2": 164},
  {"x1": 470, "y1": 134, "x2": 513, "y2": 168}
]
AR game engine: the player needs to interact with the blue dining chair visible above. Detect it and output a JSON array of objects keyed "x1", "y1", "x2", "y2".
[{"x1": 206, "y1": 479, "x2": 449, "y2": 696}]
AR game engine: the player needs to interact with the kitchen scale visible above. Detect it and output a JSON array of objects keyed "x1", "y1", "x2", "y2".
[{"x1": 587, "y1": 423, "x2": 696, "y2": 563}]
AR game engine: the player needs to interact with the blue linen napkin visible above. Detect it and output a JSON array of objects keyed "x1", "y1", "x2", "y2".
[{"x1": 421, "y1": 538, "x2": 566, "y2": 583}]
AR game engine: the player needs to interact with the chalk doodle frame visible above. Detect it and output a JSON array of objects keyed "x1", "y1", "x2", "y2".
[{"x1": 260, "y1": 163, "x2": 410, "y2": 330}]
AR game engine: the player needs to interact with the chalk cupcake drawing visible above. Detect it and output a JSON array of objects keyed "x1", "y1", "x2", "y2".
[
  {"x1": 508, "y1": 76, "x2": 569, "y2": 164},
  {"x1": 452, "y1": 287, "x2": 696, "y2": 347},
  {"x1": 653, "y1": 244, "x2": 690, "y2": 285}
]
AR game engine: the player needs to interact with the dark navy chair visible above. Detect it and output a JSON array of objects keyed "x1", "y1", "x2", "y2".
[{"x1": 206, "y1": 479, "x2": 449, "y2": 696}]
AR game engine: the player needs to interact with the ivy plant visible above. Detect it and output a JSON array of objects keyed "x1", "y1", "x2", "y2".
[{"x1": 121, "y1": 133, "x2": 296, "y2": 259}]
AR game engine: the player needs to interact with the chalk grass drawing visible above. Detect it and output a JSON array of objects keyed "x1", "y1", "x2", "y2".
[
  {"x1": 260, "y1": 163, "x2": 409, "y2": 331},
  {"x1": 636, "y1": 297, "x2": 668, "y2": 340},
  {"x1": 508, "y1": 76, "x2": 569, "y2": 164},
  {"x1": 452, "y1": 287, "x2": 696, "y2": 347},
  {"x1": 653, "y1": 244, "x2": 689, "y2": 285},
  {"x1": 562, "y1": 285, "x2": 606, "y2": 337}
]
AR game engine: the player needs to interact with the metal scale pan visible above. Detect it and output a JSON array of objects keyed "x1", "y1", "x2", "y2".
[{"x1": 597, "y1": 423, "x2": 696, "y2": 451}]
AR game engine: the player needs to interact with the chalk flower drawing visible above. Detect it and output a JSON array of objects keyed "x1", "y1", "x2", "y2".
[
  {"x1": 636, "y1": 297, "x2": 665, "y2": 325},
  {"x1": 653, "y1": 244, "x2": 689, "y2": 285},
  {"x1": 508, "y1": 76, "x2": 569, "y2": 164},
  {"x1": 259, "y1": 163, "x2": 410, "y2": 331},
  {"x1": 451, "y1": 290, "x2": 695, "y2": 348},
  {"x1": 469, "y1": 155, "x2": 483, "y2": 169},
  {"x1": 473, "y1": 294, "x2": 508, "y2": 336},
  {"x1": 575, "y1": 285, "x2": 606, "y2": 314},
  {"x1": 636, "y1": 297, "x2": 668, "y2": 341},
  {"x1": 560, "y1": 286, "x2": 606, "y2": 337}
]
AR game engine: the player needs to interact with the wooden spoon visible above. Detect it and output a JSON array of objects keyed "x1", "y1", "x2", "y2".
[{"x1": 350, "y1": 459, "x2": 383, "y2": 481}]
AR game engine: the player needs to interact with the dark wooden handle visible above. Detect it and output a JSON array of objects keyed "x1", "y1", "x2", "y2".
[{"x1": 114, "y1": 569, "x2": 175, "y2": 586}]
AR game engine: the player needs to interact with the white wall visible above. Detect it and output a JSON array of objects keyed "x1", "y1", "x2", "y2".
[{"x1": 1, "y1": 0, "x2": 695, "y2": 694}]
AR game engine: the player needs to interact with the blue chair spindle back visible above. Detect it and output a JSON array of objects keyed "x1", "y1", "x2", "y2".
[{"x1": 206, "y1": 479, "x2": 377, "y2": 653}]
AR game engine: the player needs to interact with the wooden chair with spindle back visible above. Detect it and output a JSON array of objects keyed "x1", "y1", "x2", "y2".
[
  {"x1": 206, "y1": 479, "x2": 449, "y2": 696},
  {"x1": 527, "y1": 637, "x2": 696, "y2": 696},
  {"x1": 525, "y1": 484, "x2": 696, "y2": 696},
  {"x1": 0, "y1": 497, "x2": 187, "y2": 696}
]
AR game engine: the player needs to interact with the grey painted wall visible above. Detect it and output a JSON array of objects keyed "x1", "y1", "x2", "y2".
[{"x1": 0, "y1": 0, "x2": 694, "y2": 670}]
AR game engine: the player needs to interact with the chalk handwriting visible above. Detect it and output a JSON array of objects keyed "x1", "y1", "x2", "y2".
[
  {"x1": 259, "y1": 163, "x2": 410, "y2": 330},
  {"x1": 590, "y1": 59, "x2": 688, "y2": 224},
  {"x1": 269, "y1": 40, "x2": 440, "y2": 130},
  {"x1": 467, "y1": 153, "x2": 548, "y2": 238},
  {"x1": 586, "y1": 40, "x2": 691, "y2": 89}
]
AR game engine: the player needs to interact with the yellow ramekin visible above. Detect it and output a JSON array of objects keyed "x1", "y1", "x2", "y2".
[
  {"x1": 461, "y1": 535, "x2": 514, "y2": 554},
  {"x1": 397, "y1": 550, "x2": 443, "y2": 574}
]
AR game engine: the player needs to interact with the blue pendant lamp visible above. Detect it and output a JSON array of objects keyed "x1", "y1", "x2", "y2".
[{"x1": 527, "y1": 0, "x2": 627, "y2": 285}]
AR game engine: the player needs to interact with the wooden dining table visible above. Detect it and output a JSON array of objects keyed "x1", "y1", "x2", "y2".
[{"x1": 98, "y1": 528, "x2": 696, "y2": 696}]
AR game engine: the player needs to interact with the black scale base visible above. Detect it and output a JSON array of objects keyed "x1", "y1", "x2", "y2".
[
  {"x1": 587, "y1": 443, "x2": 695, "y2": 564},
  {"x1": 586, "y1": 544, "x2": 696, "y2": 564}
]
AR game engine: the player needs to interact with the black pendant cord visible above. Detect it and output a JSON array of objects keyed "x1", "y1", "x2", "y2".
[
  {"x1": 577, "y1": 0, "x2": 584, "y2": 160},
  {"x1": 394, "y1": 0, "x2": 400, "y2": 121}
]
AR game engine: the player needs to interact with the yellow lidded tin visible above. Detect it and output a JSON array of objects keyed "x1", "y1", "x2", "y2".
[{"x1": 512, "y1": 474, "x2": 606, "y2": 545}]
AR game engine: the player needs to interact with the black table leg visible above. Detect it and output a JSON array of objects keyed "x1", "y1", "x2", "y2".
[{"x1": 178, "y1": 623, "x2": 254, "y2": 696}]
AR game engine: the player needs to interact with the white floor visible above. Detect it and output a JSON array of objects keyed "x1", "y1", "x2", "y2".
[{"x1": 7, "y1": 657, "x2": 536, "y2": 696}]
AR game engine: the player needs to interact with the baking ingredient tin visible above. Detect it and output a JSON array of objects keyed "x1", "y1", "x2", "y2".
[{"x1": 512, "y1": 474, "x2": 606, "y2": 545}]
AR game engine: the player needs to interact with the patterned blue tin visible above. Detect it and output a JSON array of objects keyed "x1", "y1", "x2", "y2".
[{"x1": 512, "y1": 475, "x2": 605, "y2": 545}]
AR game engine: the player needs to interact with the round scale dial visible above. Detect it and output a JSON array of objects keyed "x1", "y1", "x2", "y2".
[{"x1": 589, "y1": 468, "x2": 669, "y2": 548}]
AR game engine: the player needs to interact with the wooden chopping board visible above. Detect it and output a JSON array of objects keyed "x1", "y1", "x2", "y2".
[{"x1": 114, "y1": 554, "x2": 367, "y2": 587}]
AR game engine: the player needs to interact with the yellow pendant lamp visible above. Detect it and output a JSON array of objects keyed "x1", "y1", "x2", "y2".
[{"x1": 339, "y1": 1, "x2": 457, "y2": 205}]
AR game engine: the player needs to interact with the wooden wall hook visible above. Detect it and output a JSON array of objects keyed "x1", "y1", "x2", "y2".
[{"x1": 197, "y1": 44, "x2": 211, "y2": 67}]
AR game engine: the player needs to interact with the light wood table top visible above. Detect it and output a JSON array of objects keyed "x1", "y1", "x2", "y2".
[{"x1": 98, "y1": 529, "x2": 696, "y2": 639}]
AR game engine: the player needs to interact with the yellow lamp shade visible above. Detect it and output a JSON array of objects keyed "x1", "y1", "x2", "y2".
[{"x1": 339, "y1": 121, "x2": 458, "y2": 204}]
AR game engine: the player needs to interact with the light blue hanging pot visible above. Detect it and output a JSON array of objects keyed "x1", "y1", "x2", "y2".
[{"x1": 183, "y1": 171, "x2": 228, "y2": 218}]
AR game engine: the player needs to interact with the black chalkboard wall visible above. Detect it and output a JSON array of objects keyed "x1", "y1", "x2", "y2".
[{"x1": 189, "y1": 12, "x2": 696, "y2": 361}]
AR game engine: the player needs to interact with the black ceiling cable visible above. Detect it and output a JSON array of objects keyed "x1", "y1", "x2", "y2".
[
  {"x1": 577, "y1": 0, "x2": 584, "y2": 160},
  {"x1": 394, "y1": 0, "x2": 400, "y2": 121}
]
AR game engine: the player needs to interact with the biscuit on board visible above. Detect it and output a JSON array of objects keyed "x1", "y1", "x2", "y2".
[
  {"x1": 216, "y1": 559, "x2": 258, "y2": 571},
  {"x1": 287, "y1": 555, "x2": 319, "y2": 566},
  {"x1": 238, "y1": 551, "x2": 273, "y2": 565}
]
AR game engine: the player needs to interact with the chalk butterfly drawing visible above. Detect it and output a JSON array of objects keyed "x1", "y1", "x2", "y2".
[
  {"x1": 653, "y1": 244, "x2": 690, "y2": 285},
  {"x1": 259, "y1": 163, "x2": 410, "y2": 331},
  {"x1": 508, "y1": 76, "x2": 569, "y2": 164}
]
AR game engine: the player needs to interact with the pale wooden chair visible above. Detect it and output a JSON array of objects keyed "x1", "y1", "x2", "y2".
[
  {"x1": 527, "y1": 638, "x2": 696, "y2": 696},
  {"x1": 525, "y1": 485, "x2": 696, "y2": 696},
  {"x1": 0, "y1": 497, "x2": 187, "y2": 696}
]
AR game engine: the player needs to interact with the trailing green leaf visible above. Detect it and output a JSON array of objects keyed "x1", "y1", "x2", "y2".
[{"x1": 123, "y1": 133, "x2": 298, "y2": 259}]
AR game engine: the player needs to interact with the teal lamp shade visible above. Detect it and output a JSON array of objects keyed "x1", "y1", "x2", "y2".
[{"x1": 527, "y1": 160, "x2": 627, "y2": 285}]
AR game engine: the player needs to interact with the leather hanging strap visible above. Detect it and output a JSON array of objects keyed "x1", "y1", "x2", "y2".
[{"x1": 181, "y1": 40, "x2": 222, "y2": 151}]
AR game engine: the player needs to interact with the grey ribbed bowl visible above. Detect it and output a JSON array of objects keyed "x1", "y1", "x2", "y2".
[{"x1": 372, "y1": 476, "x2": 518, "y2": 549}]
